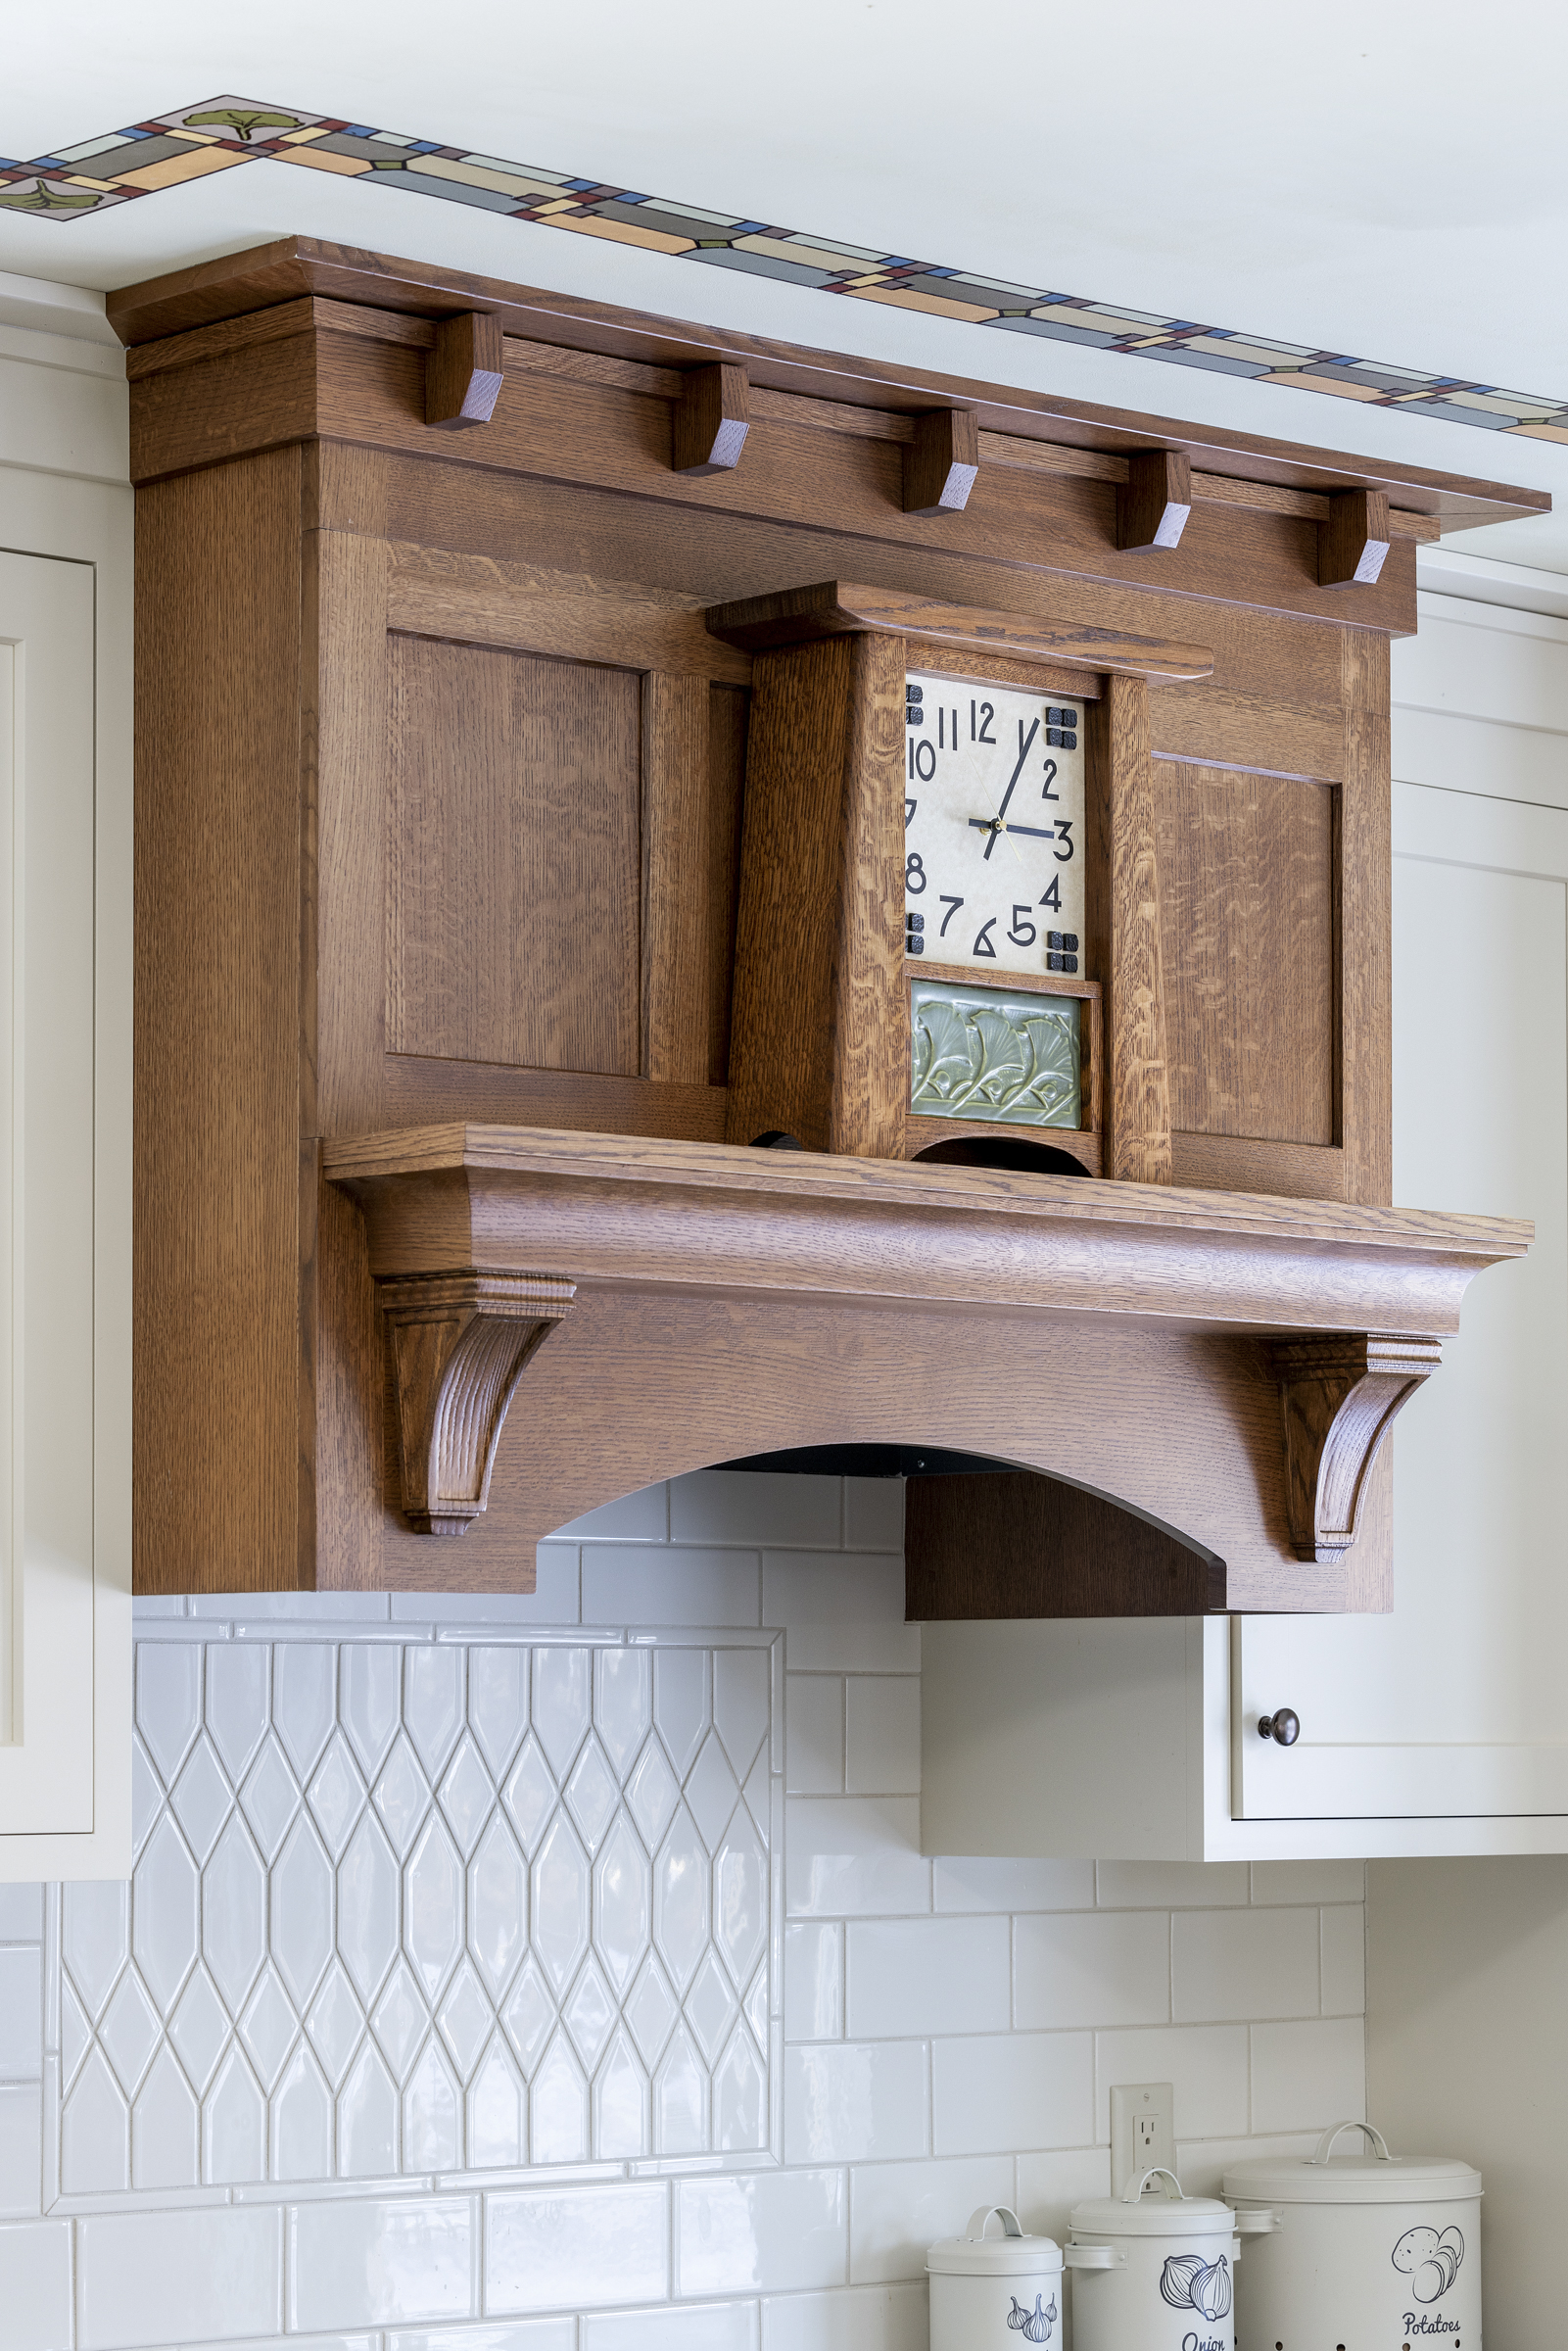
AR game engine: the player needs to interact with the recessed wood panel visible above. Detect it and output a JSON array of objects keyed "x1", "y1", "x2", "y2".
[
  {"x1": 1157, "y1": 760, "x2": 1336, "y2": 1147},
  {"x1": 388, "y1": 637, "x2": 641, "y2": 1075}
]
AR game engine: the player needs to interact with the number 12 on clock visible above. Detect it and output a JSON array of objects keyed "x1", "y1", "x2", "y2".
[{"x1": 903, "y1": 672, "x2": 1087, "y2": 981}]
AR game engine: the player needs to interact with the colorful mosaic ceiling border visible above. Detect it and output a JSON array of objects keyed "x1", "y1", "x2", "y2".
[{"x1": 5, "y1": 92, "x2": 1565, "y2": 446}]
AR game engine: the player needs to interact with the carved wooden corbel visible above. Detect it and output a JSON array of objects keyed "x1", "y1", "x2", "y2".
[
  {"x1": 1267, "y1": 1333, "x2": 1443, "y2": 1563},
  {"x1": 379, "y1": 1271, "x2": 576, "y2": 1534}
]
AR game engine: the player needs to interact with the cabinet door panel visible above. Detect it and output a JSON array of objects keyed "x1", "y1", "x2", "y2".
[
  {"x1": 1235, "y1": 781, "x2": 1568, "y2": 1820},
  {"x1": 387, "y1": 637, "x2": 641, "y2": 1076},
  {"x1": 0, "y1": 552, "x2": 122, "y2": 1864}
]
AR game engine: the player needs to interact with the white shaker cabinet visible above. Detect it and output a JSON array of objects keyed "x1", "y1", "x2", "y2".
[
  {"x1": 923, "y1": 583, "x2": 1568, "y2": 1862},
  {"x1": 0, "y1": 311, "x2": 132, "y2": 1877}
]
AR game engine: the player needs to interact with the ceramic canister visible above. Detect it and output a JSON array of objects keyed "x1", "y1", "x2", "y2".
[
  {"x1": 927, "y1": 2206, "x2": 1065, "y2": 2348},
  {"x1": 1224, "y1": 2121, "x2": 1482, "y2": 2351},
  {"x1": 1067, "y1": 2168, "x2": 1278, "y2": 2351}
]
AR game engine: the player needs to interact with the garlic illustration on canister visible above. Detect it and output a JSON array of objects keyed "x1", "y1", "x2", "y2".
[
  {"x1": 1160, "y1": 2252, "x2": 1233, "y2": 2320},
  {"x1": 1005, "y1": 2290, "x2": 1056, "y2": 2342},
  {"x1": 1393, "y1": 2225, "x2": 1464, "y2": 2303}
]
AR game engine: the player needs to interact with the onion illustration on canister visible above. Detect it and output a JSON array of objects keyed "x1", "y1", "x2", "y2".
[
  {"x1": 1006, "y1": 2291, "x2": 1057, "y2": 2342},
  {"x1": 1393, "y1": 2225, "x2": 1464, "y2": 2303},
  {"x1": 1160, "y1": 2252, "x2": 1232, "y2": 2320}
]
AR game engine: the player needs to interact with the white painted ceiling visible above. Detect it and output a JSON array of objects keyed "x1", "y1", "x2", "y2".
[{"x1": 5, "y1": 0, "x2": 1567, "y2": 564}]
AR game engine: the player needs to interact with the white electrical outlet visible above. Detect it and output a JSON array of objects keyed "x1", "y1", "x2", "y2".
[{"x1": 1110, "y1": 2081, "x2": 1176, "y2": 2199}]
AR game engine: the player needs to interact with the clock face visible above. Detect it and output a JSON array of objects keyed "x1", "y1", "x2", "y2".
[{"x1": 903, "y1": 671, "x2": 1086, "y2": 979}]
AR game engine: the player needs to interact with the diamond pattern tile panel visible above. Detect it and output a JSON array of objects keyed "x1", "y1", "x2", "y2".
[{"x1": 62, "y1": 1638, "x2": 777, "y2": 2189}]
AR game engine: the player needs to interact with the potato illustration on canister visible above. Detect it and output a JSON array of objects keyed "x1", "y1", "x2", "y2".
[{"x1": 1393, "y1": 2224, "x2": 1464, "y2": 2303}]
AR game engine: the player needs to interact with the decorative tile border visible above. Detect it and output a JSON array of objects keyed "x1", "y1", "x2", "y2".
[{"x1": 3, "y1": 92, "x2": 1564, "y2": 445}]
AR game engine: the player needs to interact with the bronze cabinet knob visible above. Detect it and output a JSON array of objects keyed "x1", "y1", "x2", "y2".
[{"x1": 1258, "y1": 1708, "x2": 1302, "y2": 1747}]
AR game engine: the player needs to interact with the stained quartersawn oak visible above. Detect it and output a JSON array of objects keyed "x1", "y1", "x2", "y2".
[
  {"x1": 707, "y1": 579, "x2": 1213, "y2": 680},
  {"x1": 387, "y1": 638, "x2": 642, "y2": 1076},
  {"x1": 906, "y1": 1469, "x2": 1226, "y2": 1617}
]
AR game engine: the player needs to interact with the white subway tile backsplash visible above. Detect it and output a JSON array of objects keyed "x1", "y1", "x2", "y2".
[
  {"x1": 77, "y1": 2203, "x2": 283, "y2": 2348},
  {"x1": 584, "y1": 1546, "x2": 761, "y2": 1626},
  {"x1": 675, "y1": 1472, "x2": 841, "y2": 1550},
  {"x1": 784, "y1": 1923, "x2": 843, "y2": 2043},
  {"x1": 291, "y1": 2195, "x2": 474, "y2": 2330},
  {"x1": 932, "y1": 1856, "x2": 1095, "y2": 1914},
  {"x1": 849, "y1": 2153, "x2": 1014, "y2": 2282},
  {"x1": 0, "y1": 2083, "x2": 41, "y2": 2215},
  {"x1": 784, "y1": 1800, "x2": 930, "y2": 1919},
  {"x1": 1096, "y1": 1861, "x2": 1249, "y2": 1909},
  {"x1": 1321, "y1": 1904, "x2": 1366, "y2": 2016},
  {"x1": 786, "y1": 1679, "x2": 844, "y2": 1796},
  {"x1": 784, "y1": 2041, "x2": 928, "y2": 2164},
  {"x1": 0, "y1": 1884, "x2": 43, "y2": 1939},
  {"x1": 489, "y1": 2181, "x2": 669, "y2": 2313},
  {"x1": 24, "y1": 1478, "x2": 1364, "y2": 2350},
  {"x1": 1250, "y1": 1859, "x2": 1366, "y2": 1906},
  {"x1": 931, "y1": 2032, "x2": 1094, "y2": 2156},
  {"x1": 1014, "y1": 1909, "x2": 1169, "y2": 2032},
  {"x1": 679, "y1": 2168, "x2": 848, "y2": 2296},
  {"x1": 1172, "y1": 1907, "x2": 1319, "y2": 2023},
  {"x1": 1250, "y1": 2017, "x2": 1365, "y2": 2135},
  {"x1": 846, "y1": 1918, "x2": 1009, "y2": 2039},
  {"x1": 843, "y1": 1479, "x2": 905, "y2": 1554},
  {"x1": 1093, "y1": 2026, "x2": 1250, "y2": 2141},
  {"x1": 844, "y1": 1679, "x2": 919, "y2": 1797},
  {"x1": 586, "y1": 2298, "x2": 760, "y2": 2350},
  {"x1": 1175, "y1": 2131, "x2": 1318, "y2": 2198},
  {"x1": 1, "y1": 2219, "x2": 72, "y2": 2351},
  {"x1": 0, "y1": 1944, "x2": 42, "y2": 2076},
  {"x1": 1015, "y1": 2143, "x2": 1112, "y2": 2241},
  {"x1": 550, "y1": 1481, "x2": 669, "y2": 1542},
  {"x1": 761, "y1": 2279, "x2": 927, "y2": 2350}
]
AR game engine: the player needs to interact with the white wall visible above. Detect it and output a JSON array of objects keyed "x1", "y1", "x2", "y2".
[{"x1": 0, "y1": 1471, "x2": 1366, "y2": 2351}]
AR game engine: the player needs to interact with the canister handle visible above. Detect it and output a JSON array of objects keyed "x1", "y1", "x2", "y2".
[
  {"x1": 1307, "y1": 2120, "x2": 1392, "y2": 2166},
  {"x1": 1064, "y1": 2243, "x2": 1123, "y2": 2269},
  {"x1": 963, "y1": 2206, "x2": 1024, "y2": 2241},
  {"x1": 1122, "y1": 2165, "x2": 1184, "y2": 2204},
  {"x1": 1231, "y1": 2207, "x2": 1281, "y2": 2233}
]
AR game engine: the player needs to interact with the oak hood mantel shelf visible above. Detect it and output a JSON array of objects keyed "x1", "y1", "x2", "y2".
[{"x1": 323, "y1": 1126, "x2": 1529, "y2": 1612}]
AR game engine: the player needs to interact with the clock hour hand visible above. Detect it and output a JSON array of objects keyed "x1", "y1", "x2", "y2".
[
  {"x1": 1006, "y1": 823, "x2": 1056, "y2": 840},
  {"x1": 968, "y1": 814, "x2": 1013, "y2": 863}
]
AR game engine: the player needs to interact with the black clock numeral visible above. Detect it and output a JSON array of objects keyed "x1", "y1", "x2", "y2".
[
  {"x1": 972, "y1": 699, "x2": 996, "y2": 744},
  {"x1": 910, "y1": 739, "x2": 936, "y2": 783},
  {"x1": 905, "y1": 797, "x2": 918, "y2": 830},
  {"x1": 1008, "y1": 905, "x2": 1037, "y2": 947},
  {"x1": 973, "y1": 917, "x2": 998, "y2": 959},
  {"x1": 1053, "y1": 819, "x2": 1074, "y2": 863},
  {"x1": 906, "y1": 851, "x2": 927, "y2": 893},
  {"x1": 1038, "y1": 877, "x2": 1062, "y2": 912},
  {"x1": 938, "y1": 893, "x2": 965, "y2": 938},
  {"x1": 1040, "y1": 757, "x2": 1061, "y2": 801}
]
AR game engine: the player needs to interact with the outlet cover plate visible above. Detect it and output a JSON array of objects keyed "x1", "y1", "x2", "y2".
[{"x1": 1110, "y1": 2080, "x2": 1176, "y2": 2200}]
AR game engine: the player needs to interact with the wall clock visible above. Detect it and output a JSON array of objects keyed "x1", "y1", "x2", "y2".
[{"x1": 708, "y1": 580, "x2": 1211, "y2": 1180}]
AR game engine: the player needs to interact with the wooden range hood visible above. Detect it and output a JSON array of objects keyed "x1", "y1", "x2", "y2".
[
  {"x1": 117, "y1": 238, "x2": 1544, "y2": 1607},
  {"x1": 323, "y1": 1126, "x2": 1526, "y2": 1615}
]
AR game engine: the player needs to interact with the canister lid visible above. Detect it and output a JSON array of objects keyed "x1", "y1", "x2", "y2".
[
  {"x1": 927, "y1": 2206, "x2": 1064, "y2": 2278},
  {"x1": 1071, "y1": 2169, "x2": 1236, "y2": 2239},
  {"x1": 1224, "y1": 2121, "x2": 1481, "y2": 2207}
]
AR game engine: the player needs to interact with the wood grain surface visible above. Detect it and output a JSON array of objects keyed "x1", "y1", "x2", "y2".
[
  {"x1": 708, "y1": 579, "x2": 1212, "y2": 678},
  {"x1": 106, "y1": 238, "x2": 1546, "y2": 535},
  {"x1": 641, "y1": 672, "x2": 712, "y2": 1085},
  {"x1": 1088, "y1": 673, "x2": 1173, "y2": 1182},
  {"x1": 1117, "y1": 450, "x2": 1194, "y2": 552},
  {"x1": 425, "y1": 312, "x2": 505, "y2": 429},
  {"x1": 906, "y1": 1468, "x2": 1227, "y2": 1615},
  {"x1": 903, "y1": 408, "x2": 981, "y2": 516}
]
